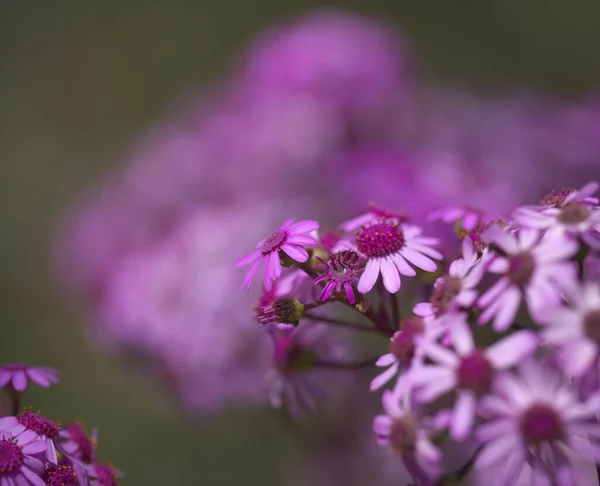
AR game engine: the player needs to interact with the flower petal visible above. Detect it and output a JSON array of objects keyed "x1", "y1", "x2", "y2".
[
  {"x1": 486, "y1": 331, "x2": 539, "y2": 370},
  {"x1": 281, "y1": 244, "x2": 308, "y2": 263},
  {"x1": 450, "y1": 391, "x2": 476, "y2": 441},
  {"x1": 380, "y1": 258, "x2": 401, "y2": 293},
  {"x1": 357, "y1": 259, "x2": 380, "y2": 294}
]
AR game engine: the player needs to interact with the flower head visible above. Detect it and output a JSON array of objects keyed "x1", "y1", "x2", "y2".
[
  {"x1": 410, "y1": 314, "x2": 538, "y2": 440},
  {"x1": 0, "y1": 409, "x2": 59, "y2": 464},
  {"x1": 0, "y1": 431, "x2": 48, "y2": 485},
  {"x1": 0, "y1": 365, "x2": 59, "y2": 392},
  {"x1": 257, "y1": 298, "x2": 305, "y2": 326},
  {"x1": 373, "y1": 390, "x2": 444, "y2": 481},
  {"x1": 42, "y1": 463, "x2": 87, "y2": 486},
  {"x1": 475, "y1": 360, "x2": 600, "y2": 485},
  {"x1": 236, "y1": 219, "x2": 318, "y2": 291},
  {"x1": 57, "y1": 424, "x2": 96, "y2": 464},
  {"x1": 428, "y1": 205, "x2": 485, "y2": 232},
  {"x1": 477, "y1": 225, "x2": 578, "y2": 331},
  {"x1": 313, "y1": 251, "x2": 363, "y2": 304},
  {"x1": 87, "y1": 463, "x2": 123, "y2": 486}
]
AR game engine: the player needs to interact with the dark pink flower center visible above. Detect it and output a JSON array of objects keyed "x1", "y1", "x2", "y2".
[
  {"x1": 63, "y1": 423, "x2": 94, "y2": 463},
  {"x1": 389, "y1": 415, "x2": 417, "y2": 454},
  {"x1": 456, "y1": 351, "x2": 495, "y2": 394},
  {"x1": 261, "y1": 228, "x2": 288, "y2": 255},
  {"x1": 324, "y1": 251, "x2": 362, "y2": 284},
  {"x1": 273, "y1": 336, "x2": 315, "y2": 373},
  {"x1": 93, "y1": 464, "x2": 119, "y2": 486},
  {"x1": 356, "y1": 222, "x2": 404, "y2": 258},
  {"x1": 431, "y1": 276, "x2": 462, "y2": 316},
  {"x1": 390, "y1": 317, "x2": 425, "y2": 366},
  {"x1": 540, "y1": 188, "x2": 575, "y2": 207},
  {"x1": 508, "y1": 252, "x2": 535, "y2": 285},
  {"x1": 18, "y1": 410, "x2": 58, "y2": 439},
  {"x1": 558, "y1": 203, "x2": 591, "y2": 224},
  {"x1": 519, "y1": 403, "x2": 564, "y2": 446},
  {"x1": 584, "y1": 309, "x2": 600, "y2": 346},
  {"x1": 0, "y1": 439, "x2": 23, "y2": 473},
  {"x1": 43, "y1": 464, "x2": 81, "y2": 486}
]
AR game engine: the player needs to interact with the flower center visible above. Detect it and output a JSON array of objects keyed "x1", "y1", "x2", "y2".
[
  {"x1": 456, "y1": 351, "x2": 495, "y2": 395},
  {"x1": 540, "y1": 188, "x2": 575, "y2": 207},
  {"x1": 273, "y1": 336, "x2": 315, "y2": 373},
  {"x1": 356, "y1": 222, "x2": 405, "y2": 258},
  {"x1": 431, "y1": 276, "x2": 462, "y2": 316},
  {"x1": 390, "y1": 317, "x2": 425, "y2": 366},
  {"x1": 557, "y1": 203, "x2": 591, "y2": 224},
  {"x1": 17, "y1": 410, "x2": 58, "y2": 439},
  {"x1": 584, "y1": 309, "x2": 600, "y2": 346},
  {"x1": 508, "y1": 252, "x2": 535, "y2": 285},
  {"x1": 519, "y1": 403, "x2": 564, "y2": 446},
  {"x1": 389, "y1": 414, "x2": 417, "y2": 454},
  {"x1": 326, "y1": 251, "x2": 362, "y2": 284},
  {"x1": 62, "y1": 423, "x2": 94, "y2": 463},
  {"x1": 0, "y1": 439, "x2": 24, "y2": 473},
  {"x1": 261, "y1": 228, "x2": 288, "y2": 255},
  {"x1": 43, "y1": 464, "x2": 81, "y2": 486},
  {"x1": 92, "y1": 464, "x2": 119, "y2": 486}
]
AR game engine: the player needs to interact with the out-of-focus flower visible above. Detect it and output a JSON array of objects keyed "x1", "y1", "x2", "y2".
[
  {"x1": 0, "y1": 365, "x2": 59, "y2": 392},
  {"x1": 475, "y1": 360, "x2": 600, "y2": 485},
  {"x1": 56, "y1": 423, "x2": 96, "y2": 464},
  {"x1": 373, "y1": 390, "x2": 444, "y2": 482},
  {"x1": 87, "y1": 463, "x2": 124, "y2": 486},
  {"x1": 0, "y1": 431, "x2": 48, "y2": 485},
  {"x1": 313, "y1": 251, "x2": 363, "y2": 304},
  {"x1": 477, "y1": 226, "x2": 578, "y2": 331},
  {"x1": 265, "y1": 323, "x2": 349, "y2": 417},
  {"x1": 0, "y1": 409, "x2": 59, "y2": 463},
  {"x1": 428, "y1": 205, "x2": 485, "y2": 232},
  {"x1": 411, "y1": 314, "x2": 538, "y2": 440},
  {"x1": 235, "y1": 219, "x2": 319, "y2": 291},
  {"x1": 346, "y1": 218, "x2": 441, "y2": 294},
  {"x1": 538, "y1": 282, "x2": 600, "y2": 377},
  {"x1": 584, "y1": 252, "x2": 600, "y2": 282}
]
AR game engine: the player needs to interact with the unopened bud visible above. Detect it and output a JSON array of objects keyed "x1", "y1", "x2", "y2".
[{"x1": 258, "y1": 298, "x2": 305, "y2": 326}]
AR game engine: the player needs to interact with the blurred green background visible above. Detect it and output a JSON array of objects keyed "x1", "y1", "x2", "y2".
[{"x1": 1, "y1": 1, "x2": 600, "y2": 484}]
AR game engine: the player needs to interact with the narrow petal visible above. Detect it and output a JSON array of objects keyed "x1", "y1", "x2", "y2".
[
  {"x1": 281, "y1": 244, "x2": 308, "y2": 263},
  {"x1": 12, "y1": 371, "x2": 27, "y2": 392},
  {"x1": 392, "y1": 254, "x2": 416, "y2": 276},
  {"x1": 319, "y1": 281, "x2": 335, "y2": 302},
  {"x1": 486, "y1": 331, "x2": 539, "y2": 369},
  {"x1": 21, "y1": 465, "x2": 46, "y2": 486},
  {"x1": 421, "y1": 341, "x2": 460, "y2": 367},
  {"x1": 380, "y1": 258, "x2": 401, "y2": 293},
  {"x1": 0, "y1": 371, "x2": 13, "y2": 387},
  {"x1": 370, "y1": 364, "x2": 399, "y2": 391},
  {"x1": 451, "y1": 317, "x2": 474, "y2": 356},
  {"x1": 22, "y1": 441, "x2": 47, "y2": 454},
  {"x1": 242, "y1": 257, "x2": 262, "y2": 290},
  {"x1": 235, "y1": 250, "x2": 261, "y2": 267},
  {"x1": 413, "y1": 302, "x2": 433, "y2": 316},
  {"x1": 376, "y1": 354, "x2": 397, "y2": 367},
  {"x1": 288, "y1": 220, "x2": 319, "y2": 235},
  {"x1": 478, "y1": 278, "x2": 511, "y2": 308},
  {"x1": 357, "y1": 259, "x2": 380, "y2": 294},
  {"x1": 476, "y1": 435, "x2": 520, "y2": 468},
  {"x1": 401, "y1": 247, "x2": 437, "y2": 272},
  {"x1": 286, "y1": 234, "x2": 317, "y2": 246},
  {"x1": 493, "y1": 286, "x2": 522, "y2": 332},
  {"x1": 450, "y1": 391, "x2": 476, "y2": 441}
]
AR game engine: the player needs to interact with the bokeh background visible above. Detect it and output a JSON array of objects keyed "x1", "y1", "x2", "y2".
[{"x1": 2, "y1": 1, "x2": 600, "y2": 485}]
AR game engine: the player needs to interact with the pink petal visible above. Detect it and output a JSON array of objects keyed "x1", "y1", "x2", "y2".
[
  {"x1": 486, "y1": 331, "x2": 539, "y2": 369},
  {"x1": 401, "y1": 247, "x2": 437, "y2": 272},
  {"x1": 370, "y1": 364, "x2": 399, "y2": 391},
  {"x1": 288, "y1": 220, "x2": 319, "y2": 235},
  {"x1": 319, "y1": 281, "x2": 335, "y2": 302},
  {"x1": 357, "y1": 259, "x2": 380, "y2": 294},
  {"x1": 0, "y1": 371, "x2": 13, "y2": 387},
  {"x1": 373, "y1": 414, "x2": 392, "y2": 435},
  {"x1": 478, "y1": 277, "x2": 510, "y2": 308},
  {"x1": 286, "y1": 235, "x2": 317, "y2": 246},
  {"x1": 22, "y1": 440, "x2": 47, "y2": 454},
  {"x1": 564, "y1": 340, "x2": 597, "y2": 376},
  {"x1": 451, "y1": 316, "x2": 474, "y2": 356},
  {"x1": 413, "y1": 302, "x2": 433, "y2": 316},
  {"x1": 450, "y1": 391, "x2": 476, "y2": 440},
  {"x1": 26, "y1": 369, "x2": 53, "y2": 387},
  {"x1": 380, "y1": 258, "x2": 401, "y2": 293},
  {"x1": 12, "y1": 370, "x2": 27, "y2": 392},
  {"x1": 392, "y1": 254, "x2": 416, "y2": 276},
  {"x1": 407, "y1": 242, "x2": 443, "y2": 260},
  {"x1": 492, "y1": 286, "x2": 522, "y2": 332},
  {"x1": 484, "y1": 225, "x2": 518, "y2": 254},
  {"x1": 422, "y1": 341, "x2": 459, "y2": 367},
  {"x1": 476, "y1": 435, "x2": 520, "y2": 468},
  {"x1": 235, "y1": 250, "x2": 261, "y2": 267},
  {"x1": 281, "y1": 244, "x2": 308, "y2": 263},
  {"x1": 376, "y1": 354, "x2": 397, "y2": 367},
  {"x1": 242, "y1": 257, "x2": 263, "y2": 290}
]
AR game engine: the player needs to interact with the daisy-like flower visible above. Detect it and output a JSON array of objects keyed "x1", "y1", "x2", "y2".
[
  {"x1": 0, "y1": 431, "x2": 47, "y2": 485},
  {"x1": 0, "y1": 409, "x2": 59, "y2": 463},
  {"x1": 428, "y1": 205, "x2": 485, "y2": 232},
  {"x1": 370, "y1": 316, "x2": 442, "y2": 393},
  {"x1": 537, "y1": 282, "x2": 600, "y2": 377},
  {"x1": 265, "y1": 323, "x2": 348, "y2": 417},
  {"x1": 0, "y1": 364, "x2": 59, "y2": 392},
  {"x1": 410, "y1": 314, "x2": 538, "y2": 440},
  {"x1": 235, "y1": 219, "x2": 319, "y2": 291},
  {"x1": 313, "y1": 251, "x2": 363, "y2": 304},
  {"x1": 338, "y1": 204, "x2": 409, "y2": 233},
  {"x1": 514, "y1": 182, "x2": 600, "y2": 248},
  {"x1": 373, "y1": 390, "x2": 445, "y2": 482},
  {"x1": 477, "y1": 225, "x2": 578, "y2": 331},
  {"x1": 42, "y1": 463, "x2": 88, "y2": 486},
  {"x1": 56, "y1": 423, "x2": 96, "y2": 464},
  {"x1": 346, "y1": 218, "x2": 441, "y2": 294},
  {"x1": 413, "y1": 238, "x2": 489, "y2": 324},
  {"x1": 475, "y1": 360, "x2": 600, "y2": 485}
]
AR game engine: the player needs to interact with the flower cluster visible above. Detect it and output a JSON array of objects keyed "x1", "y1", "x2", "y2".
[
  {"x1": 0, "y1": 364, "x2": 123, "y2": 486},
  {"x1": 236, "y1": 181, "x2": 600, "y2": 484}
]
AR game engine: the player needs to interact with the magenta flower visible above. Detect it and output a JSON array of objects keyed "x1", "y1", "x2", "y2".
[
  {"x1": 0, "y1": 364, "x2": 59, "y2": 392},
  {"x1": 428, "y1": 205, "x2": 485, "y2": 232},
  {"x1": 514, "y1": 182, "x2": 600, "y2": 249},
  {"x1": 0, "y1": 410, "x2": 59, "y2": 464},
  {"x1": 475, "y1": 360, "x2": 600, "y2": 485},
  {"x1": 56, "y1": 423, "x2": 96, "y2": 464},
  {"x1": 477, "y1": 225, "x2": 578, "y2": 331},
  {"x1": 410, "y1": 314, "x2": 538, "y2": 440},
  {"x1": 373, "y1": 390, "x2": 444, "y2": 482},
  {"x1": 0, "y1": 431, "x2": 48, "y2": 485},
  {"x1": 42, "y1": 463, "x2": 88, "y2": 486},
  {"x1": 538, "y1": 282, "x2": 600, "y2": 377},
  {"x1": 236, "y1": 219, "x2": 319, "y2": 291},
  {"x1": 87, "y1": 463, "x2": 124, "y2": 486},
  {"x1": 313, "y1": 251, "x2": 363, "y2": 304}
]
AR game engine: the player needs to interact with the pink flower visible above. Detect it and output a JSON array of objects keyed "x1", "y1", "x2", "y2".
[
  {"x1": 235, "y1": 219, "x2": 319, "y2": 291},
  {"x1": 428, "y1": 205, "x2": 486, "y2": 231},
  {"x1": 538, "y1": 282, "x2": 600, "y2": 377},
  {"x1": 477, "y1": 225, "x2": 578, "y2": 331},
  {"x1": 514, "y1": 182, "x2": 600, "y2": 249},
  {"x1": 410, "y1": 314, "x2": 538, "y2": 440},
  {"x1": 475, "y1": 360, "x2": 600, "y2": 485},
  {"x1": 339, "y1": 204, "x2": 409, "y2": 233},
  {"x1": 342, "y1": 217, "x2": 441, "y2": 294},
  {"x1": 313, "y1": 251, "x2": 363, "y2": 304},
  {"x1": 0, "y1": 364, "x2": 59, "y2": 392},
  {"x1": 373, "y1": 390, "x2": 444, "y2": 482}
]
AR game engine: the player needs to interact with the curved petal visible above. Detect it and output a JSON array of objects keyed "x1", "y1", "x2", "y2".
[
  {"x1": 393, "y1": 254, "x2": 416, "y2": 276},
  {"x1": 380, "y1": 258, "x2": 401, "y2": 293},
  {"x1": 234, "y1": 250, "x2": 261, "y2": 267},
  {"x1": 288, "y1": 220, "x2": 319, "y2": 235},
  {"x1": 241, "y1": 257, "x2": 263, "y2": 290},
  {"x1": 280, "y1": 244, "x2": 308, "y2": 263},
  {"x1": 450, "y1": 391, "x2": 476, "y2": 441},
  {"x1": 370, "y1": 364, "x2": 399, "y2": 391},
  {"x1": 357, "y1": 259, "x2": 381, "y2": 294},
  {"x1": 400, "y1": 247, "x2": 437, "y2": 272},
  {"x1": 486, "y1": 331, "x2": 539, "y2": 369},
  {"x1": 11, "y1": 371, "x2": 27, "y2": 392}
]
